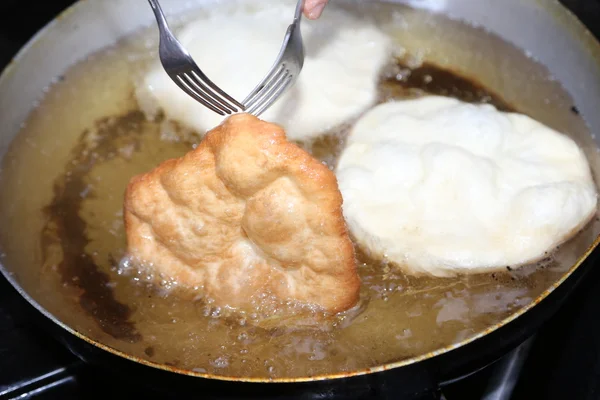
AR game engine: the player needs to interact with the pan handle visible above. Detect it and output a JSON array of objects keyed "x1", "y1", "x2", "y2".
[
  {"x1": 480, "y1": 336, "x2": 535, "y2": 400},
  {"x1": 1, "y1": 360, "x2": 85, "y2": 398}
]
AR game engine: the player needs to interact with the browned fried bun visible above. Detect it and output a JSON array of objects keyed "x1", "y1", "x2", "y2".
[{"x1": 124, "y1": 113, "x2": 360, "y2": 314}]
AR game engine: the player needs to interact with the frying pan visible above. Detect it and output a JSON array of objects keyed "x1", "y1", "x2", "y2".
[{"x1": 1, "y1": 0, "x2": 600, "y2": 398}]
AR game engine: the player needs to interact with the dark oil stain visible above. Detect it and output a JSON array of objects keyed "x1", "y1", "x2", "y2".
[
  {"x1": 382, "y1": 61, "x2": 515, "y2": 112},
  {"x1": 145, "y1": 346, "x2": 155, "y2": 357},
  {"x1": 41, "y1": 111, "x2": 147, "y2": 343}
]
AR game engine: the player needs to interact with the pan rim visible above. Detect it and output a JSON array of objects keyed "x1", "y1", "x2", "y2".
[{"x1": 1, "y1": 0, "x2": 600, "y2": 384}]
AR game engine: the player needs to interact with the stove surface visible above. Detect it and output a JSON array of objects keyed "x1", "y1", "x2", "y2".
[{"x1": 1, "y1": 1, "x2": 600, "y2": 399}]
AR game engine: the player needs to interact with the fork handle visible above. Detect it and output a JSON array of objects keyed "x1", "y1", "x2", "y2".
[
  {"x1": 294, "y1": 0, "x2": 304, "y2": 23},
  {"x1": 148, "y1": 0, "x2": 171, "y2": 32}
]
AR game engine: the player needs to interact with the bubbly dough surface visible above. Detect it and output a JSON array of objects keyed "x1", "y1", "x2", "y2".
[
  {"x1": 336, "y1": 96, "x2": 598, "y2": 277},
  {"x1": 136, "y1": 0, "x2": 391, "y2": 141},
  {"x1": 124, "y1": 113, "x2": 359, "y2": 313}
]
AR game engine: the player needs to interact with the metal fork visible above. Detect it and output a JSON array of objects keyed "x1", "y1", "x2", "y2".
[
  {"x1": 243, "y1": 0, "x2": 305, "y2": 116},
  {"x1": 147, "y1": 0, "x2": 245, "y2": 116}
]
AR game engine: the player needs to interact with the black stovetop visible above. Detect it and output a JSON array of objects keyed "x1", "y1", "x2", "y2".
[{"x1": 1, "y1": 1, "x2": 600, "y2": 399}]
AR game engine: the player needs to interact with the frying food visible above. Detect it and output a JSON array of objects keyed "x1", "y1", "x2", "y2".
[
  {"x1": 336, "y1": 96, "x2": 598, "y2": 277},
  {"x1": 136, "y1": 1, "x2": 391, "y2": 141},
  {"x1": 123, "y1": 113, "x2": 360, "y2": 314}
]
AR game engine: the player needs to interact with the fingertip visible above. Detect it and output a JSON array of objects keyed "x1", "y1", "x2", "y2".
[{"x1": 304, "y1": 1, "x2": 327, "y2": 19}]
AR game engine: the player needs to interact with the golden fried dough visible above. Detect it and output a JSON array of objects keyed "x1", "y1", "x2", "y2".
[{"x1": 123, "y1": 113, "x2": 359, "y2": 314}]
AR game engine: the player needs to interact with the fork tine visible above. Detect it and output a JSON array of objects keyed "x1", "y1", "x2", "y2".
[
  {"x1": 244, "y1": 65, "x2": 288, "y2": 109},
  {"x1": 246, "y1": 74, "x2": 293, "y2": 117},
  {"x1": 149, "y1": 0, "x2": 252, "y2": 116},
  {"x1": 246, "y1": 68, "x2": 290, "y2": 110},
  {"x1": 180, "y1": 73, "x2": 233, "y2": 114},
  {"x1": 243, "y1": 64, "x2": 286, "y2": 105},
  {"x1": 173, "y1": 75, "x2": 227, "y2": 115},
  {"x1": 188, "y1": 65, "x2": 246, "y2": 111},
  {"x1": 185, "y1": 71, "x2": 239, "y2": 113}
]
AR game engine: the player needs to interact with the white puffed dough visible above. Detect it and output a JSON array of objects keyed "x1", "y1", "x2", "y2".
[
  {"x1": 336, "y1": 96, "x2": 598, "y2": 276},
  {"x1": 136, "y1": 0, "x2": 391, "y2": 142}
]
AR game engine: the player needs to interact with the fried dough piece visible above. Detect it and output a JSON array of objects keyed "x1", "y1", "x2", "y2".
[
  {"x1": 124, "y1": 113, "x2": 359, "y2": 314},
  {"x1": 336, "y1": 96, "x2": 598, "y2": 277}
]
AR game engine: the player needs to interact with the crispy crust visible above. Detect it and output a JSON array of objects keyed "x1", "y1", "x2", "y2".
[{"x1": 124, "y1": 113, "x2": 359, "y2": 313}]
